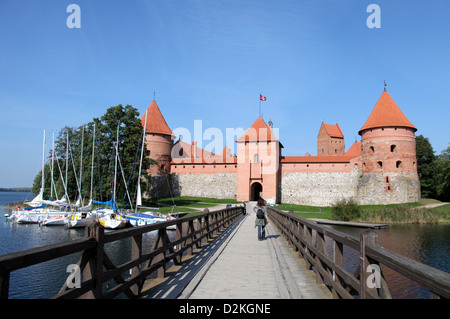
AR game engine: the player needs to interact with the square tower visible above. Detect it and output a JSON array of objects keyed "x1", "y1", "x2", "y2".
[{"x1": 236, "y1": 117, "x2": 282, "y2": 203}]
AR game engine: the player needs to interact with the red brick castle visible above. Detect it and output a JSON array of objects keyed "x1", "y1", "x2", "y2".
[{"x1": 140, "y1": 89, "x2": 420, "y2": 206}]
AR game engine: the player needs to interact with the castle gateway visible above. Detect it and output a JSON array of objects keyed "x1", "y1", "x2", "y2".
[{"x1": 141, "y1": 90, "x2": 421, "y2": 206}]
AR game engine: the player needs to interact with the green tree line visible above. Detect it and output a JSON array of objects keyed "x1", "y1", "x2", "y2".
[
  {"x1": 416, "y1": 135, "x2": 450, "y2": 201},
  {"x1": 31, "y1": 104, "x2": 155, "y2": 208}
]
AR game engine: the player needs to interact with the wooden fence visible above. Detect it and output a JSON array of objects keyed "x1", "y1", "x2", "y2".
[
  {"x1": 0, "y1": 206, "x2": 244, "y2": 299},
  {"x1": 267, "y1": 206, "x2": 450, "y2": 299}
]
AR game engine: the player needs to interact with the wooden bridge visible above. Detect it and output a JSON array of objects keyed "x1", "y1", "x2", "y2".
[{"x1": 1, "y1": 203, "x2": 449, "y2": 299}]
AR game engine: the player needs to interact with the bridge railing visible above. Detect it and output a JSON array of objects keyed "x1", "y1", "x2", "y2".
[
  {"x1": 267, "y1": 206, "x2": 450, "y2": 299},
  {"x1": 0, "y1": 206, "x2": 244, "y2": 299}
]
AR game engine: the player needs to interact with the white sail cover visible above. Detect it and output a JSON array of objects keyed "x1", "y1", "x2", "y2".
[
  {"x1": 25, "y1": 188, "x2": 44, "y2": 206},
  {"x1": 78, "y1": 199, "x2": 93, "y2": 212},
  {"x1": 136, "y1": 183, "x2": 142, "y2": 207}
]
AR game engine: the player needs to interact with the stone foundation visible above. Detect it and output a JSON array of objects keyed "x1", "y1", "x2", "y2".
[{"x1": 356, "y1": 173, "x2": 420, "y2": 205}]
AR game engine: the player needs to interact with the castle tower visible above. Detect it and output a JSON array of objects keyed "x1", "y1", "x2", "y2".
[
  {"x1": 236, "y1": 117, "x2": 282, "y2": 203},
  {"x1": 357, "y1": 90, "x2": 420, "y2": 204},
  {"x1": 317, "y1": 122, "x2": 345, "y2": 156},
  {"x1": 141, "y1": 99, "x2": 174, "y2": 176}
]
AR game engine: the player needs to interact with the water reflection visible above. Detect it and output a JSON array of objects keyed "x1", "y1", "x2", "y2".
[{"x1": 322, "y1": 224, "x2": 450, "y2": 299}]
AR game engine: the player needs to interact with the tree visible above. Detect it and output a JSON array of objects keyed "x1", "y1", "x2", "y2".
[
  {"x1": 31, "y1": 103, "x2": 151, "y2": 209},
  {"x1": 416, "y1": 135, "x2": 437, "y2": 199},
  {"x1": 93, "y1": 104, "x2": 150, "y2": 207},
  {"x1": 435, "y1": 144, "x2": 450, "y2": 201}
]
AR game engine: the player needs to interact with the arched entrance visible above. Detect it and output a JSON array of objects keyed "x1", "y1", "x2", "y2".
[{"x1": 250, "y1": 182, "x2": 263, "y2": 201}]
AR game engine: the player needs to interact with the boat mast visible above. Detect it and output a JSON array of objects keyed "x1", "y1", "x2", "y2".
[
  {"x1": 64, "y1": 132, "x2": 69, "y2": 200},
  {"x1": 90, "y1": 123, "x2": 96, "y2": 201},
  {"x1": 113, "y1": 124, "x2": 119, "y2": 209},
  {"x1": 135, "y1": 110, "x2": 148, "y2": 213},
  {"x1": 50, "y1": 130, "x2": 55, "y2": 200},
  {"x1": 41, "y1": 129, "x2": 46, "y2": 197},
  {"x1": 79, "y1": 125, "x2": 84, "y2": 205}
]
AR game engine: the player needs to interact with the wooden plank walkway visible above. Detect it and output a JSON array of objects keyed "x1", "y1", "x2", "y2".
[{"x1": 141, "y1": 202, "x2": 332, "y2": 299}]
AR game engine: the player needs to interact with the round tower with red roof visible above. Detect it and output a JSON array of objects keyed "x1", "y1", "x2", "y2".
[
  {"x1": 357, "y1": 89, "x2": 420, "y2": 204},
  {"x1": 141, "y1": 99, "x2": 175, "y2": 176}
]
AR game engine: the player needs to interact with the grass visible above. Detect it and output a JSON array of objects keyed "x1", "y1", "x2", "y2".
[
  {"x1": 274, "y1": 198, "x2": 450, "y2": 224},
  {"x1": 357, "y1": 203, "x2": 450, "y2": 224},
  {"x1": 140, "y1": 196, "x2": 240, "y2": 216},
  {"x1": 273, "y1": 203, "x2": 333, "y2": 219}
]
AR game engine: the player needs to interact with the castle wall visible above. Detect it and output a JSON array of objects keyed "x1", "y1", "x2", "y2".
[
  {"x1": 281, "y1": 166, "x2": 361, "y2": 206},
  {"x1": 356, "y1": 172, "x2": 421, "y2": 205},
  {"x1": 170, "y1": 172, "x2": 237, "y2": 199}
]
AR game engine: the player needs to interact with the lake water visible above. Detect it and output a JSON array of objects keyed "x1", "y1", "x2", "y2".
[
  {"x1": 1, "y1": 191, "x2": 449, "y2": 299},
  {"x1": 324, "y1": 223, "x2": 450, "y2": 298},
  {"x1": 0, "y1": 191, "x2": 166, "y2": 299}
]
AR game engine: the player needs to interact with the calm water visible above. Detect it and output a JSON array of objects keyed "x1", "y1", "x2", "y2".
[
  {"x1": 0, "y1": 191, "x2": 166, "y2": 299},
  {"x1": 1, "y1": 192, "x2": 449, "y2": 298},
  {"x1": 324, "y1": 223, "x2": 450, "y2": 299}
]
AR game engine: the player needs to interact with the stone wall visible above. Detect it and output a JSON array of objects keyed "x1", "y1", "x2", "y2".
[
  {"x1": 356, "y1": 172, "x2": 420, "y2": 205},
  {"x1": 144, "y1": 174, "x2": 172, "y2": 199},
  {"x1": 281, "y1": 167, "x2": 361, "y2": 206},
  {"x1": 170, "y1": 172, "x2": 237, "y2": 199}
]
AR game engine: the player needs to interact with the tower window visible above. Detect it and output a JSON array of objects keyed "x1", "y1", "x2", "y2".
[
  {"x1": 391, "y1": 145, "x2": 397, "y2": 152},
  {"x1": 396, "y1": 161, "x2": 402, "y2": 168},
  {"x1": 254, "y1": 154, "x2": 259, "y2": 163},
  {"x1": 377, "y1": 161, "x2": 383, "y2": 169},
  {"x1": 370, "y1": 146, "x2": 375, "y2": 153},
  {"x1": 386, "y1": 176, "x2": 389, "y2": 183}
]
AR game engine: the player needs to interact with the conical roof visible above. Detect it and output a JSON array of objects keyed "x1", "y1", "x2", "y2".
[
  {"x1": 358, "y1": 91, "x2": 416, "y2": 135},
  {"x1": 141, "y1": 100, "x2": 174, "y2": 137},
  {"x1": 236, "y1": 117, "x2": 278, "y2": 142}
]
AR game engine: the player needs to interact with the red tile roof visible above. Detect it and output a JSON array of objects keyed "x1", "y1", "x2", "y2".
[
  {"x1": 281, "y1": 155, "x2": 357, "y2": 164},
  {"x1": 345, "y1": 141, "x2": 362, "y2": 157},
  {"x1": 171, "y1": 141, "x2": 237, "y2": 164},
  {"x1": 282, "y1": 141, "x2": 361, "y2": 163},
  {"x1": 359, "y1": 91, "x2": 416, "y2": 135},
  {"x1": 323, "y1": 122, "x2": 344, "y2": 138},
  {"x1": 236, "y1": 117, "x2": 278, "y2": 142},
  {"x1": 141, "y1": 100, "x2": 174, "y2": 137}
]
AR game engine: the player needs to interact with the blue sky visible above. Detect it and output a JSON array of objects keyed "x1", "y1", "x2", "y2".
[{"x1": 1, "y1": 0, "x2": 449, "y2": 188}]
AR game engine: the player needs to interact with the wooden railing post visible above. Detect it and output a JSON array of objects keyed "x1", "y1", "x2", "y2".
[
  {"x1": 0, "y1": 272, "x2": 10, "y2": 299},
  {"x1": 81, "y1": 221, "x2": 104, "y2": 299},
  {"x1": 360, "y1": 229, "x2": 379, "y2": 299},
  {"x1": 130, "y1": 233, "x2": 142, "y2": 296},
  {"x1": 332, "y1": 240, "x2": 344, "y2": 298}
]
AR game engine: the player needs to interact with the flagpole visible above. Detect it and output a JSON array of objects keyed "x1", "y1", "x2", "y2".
[{"x1": 259, "y1": 95, "x2": 261, "y2": 117}]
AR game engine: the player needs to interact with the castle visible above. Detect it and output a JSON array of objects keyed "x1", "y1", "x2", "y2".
[{"x1": 140, "y1": 89, "x2": 421, "y2": 206}]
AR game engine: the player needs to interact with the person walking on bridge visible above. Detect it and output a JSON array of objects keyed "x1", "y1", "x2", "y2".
[{"x1": 254, "y1": 198, "x2": 269, "y2": 241}]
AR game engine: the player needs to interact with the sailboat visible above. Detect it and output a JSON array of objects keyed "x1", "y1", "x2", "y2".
[
  {"x1": 15, "y1": 130, "x2": 68, "y2": 224},
  {"x1": 98, "y1": 125, "x2": 127, "y2": 230},
  {"x1": 64, "y1": 124, "x2": 104, "y2": 228}
]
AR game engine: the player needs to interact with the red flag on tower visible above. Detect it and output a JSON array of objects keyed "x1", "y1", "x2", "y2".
[{"x1": 260, "y1": 94, "x2": 267, "y2": 101}]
